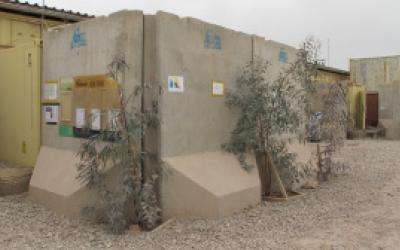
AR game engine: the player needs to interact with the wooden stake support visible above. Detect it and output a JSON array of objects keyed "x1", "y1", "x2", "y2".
[
  {"x1": 264, "y1": 153, "x2": 304, "y2": 202},
  {"x1": 265, "y1": 153, "x2": 288, "y2": 201}
]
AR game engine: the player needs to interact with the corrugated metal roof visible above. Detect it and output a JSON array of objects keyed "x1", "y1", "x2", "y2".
[
  {"x1": 0, "y1": 0, "x2": 95, "y2": 22},
  {"x1": 316, "y1": 64, "x2": 349, "y2": 76}
]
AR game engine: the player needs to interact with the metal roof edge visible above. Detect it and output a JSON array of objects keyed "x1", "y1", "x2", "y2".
[{"x1": 0, "y1": 0, "x2": 94, "y2": 22}]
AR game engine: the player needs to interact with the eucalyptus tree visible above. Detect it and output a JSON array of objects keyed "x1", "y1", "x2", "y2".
[
  {"x1": 223, "y1": 57, "x2": 305, "y2": 197},
  {"x1": 76, "y1": 56, "x2": 161, "y2": 234}
]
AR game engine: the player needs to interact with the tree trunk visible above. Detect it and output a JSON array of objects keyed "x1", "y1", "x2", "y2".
[{"x1": 255, "y1": 151, "x2": 272, "y2": 199}]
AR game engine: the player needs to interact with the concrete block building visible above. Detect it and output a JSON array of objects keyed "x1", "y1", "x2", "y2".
[
  {"x1": 350, "y1": 55, "x2": 400, "y2": 138},
  {"x1": 310, "y1": 65, "x2": 350, "y2": 114},
  {"x1": 30, "y1": 10, "x2": 314, "y2": 220}
]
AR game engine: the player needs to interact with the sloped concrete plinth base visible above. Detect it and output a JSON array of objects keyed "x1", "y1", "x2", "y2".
[
  {"x1": 161, "y1": 152, "x2": 261, "y2": 220},
  {"x1": 379, "y1": 119, "x2": 400, "y2": 139},
  {"x1": 29, "y1": 146, "x2": 90, "y2": 217}
]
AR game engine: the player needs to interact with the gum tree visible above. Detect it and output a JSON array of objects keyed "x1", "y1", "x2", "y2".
[
  {"x1": 76, "y1": 55, "x2": 161, "y2": 234},
  {"x1": 223, "y1": 37, "x2": 322, "y2": 197},
  {"x1": 223, "y1": 57, "x2": 304, "y2": 198},
  {"x1": 317, "y1": 81, "x2": 347, "y2": 182}
]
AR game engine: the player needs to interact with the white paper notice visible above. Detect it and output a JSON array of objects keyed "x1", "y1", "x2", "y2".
[
  {"x1": 91, "y1": 109, "x2": 101, "y2": 131},
  {"x1": 168, "y1": 76, "x2": 184, "y2": 93},
  {"x1": 44, "y1": 83, "x2": 58, "y2": 100},
  {"x1": 75, "y1": 108, "x2": 85, "y2": 128},
  {"x1": 212, "y1": 81, "x2": 224, "y2": 96},
  {"x1": 44, "y1": 105, "x2": 59, "y2": 123}
]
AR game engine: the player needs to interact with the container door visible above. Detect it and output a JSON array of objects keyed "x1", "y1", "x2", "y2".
[
  {"x1": 0, "y1": 41, "x2": 40, "y2": 166},
  {"x1": 365, "y1": 92, "x2": 379, "y2": 128}
]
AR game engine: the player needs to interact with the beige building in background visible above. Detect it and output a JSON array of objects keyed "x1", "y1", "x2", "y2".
[
  {"x1": 310, "y1": 64, "x2": 350, "y2": 114},
  {"x1": 350, "y1": 55, "x2": 400, "y2": 138}
]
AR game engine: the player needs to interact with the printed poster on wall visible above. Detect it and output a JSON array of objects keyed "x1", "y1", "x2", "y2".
[
  {"x1": 44, "y1": 105, "x2": 59, "y2": 124},
  {"x1": 59, "y1": 77, "x2": 75, "y2": 91},
  {"x1": 168, "y1": 76, "x2": 184, "y2": 93},
  {"x1": 91, "y1": 109, "x2": 101, "y2": 131},
  {"x1": 212, "y1": 81, "x2": 224, "y2": 97},
  {"x1": 75, "y1": 108, "x2": 86, "y2": 128},
  {"x1": 43, "y1": 83, "x2": 58, "y2": 101}
]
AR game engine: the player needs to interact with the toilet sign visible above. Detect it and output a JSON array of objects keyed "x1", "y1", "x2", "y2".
[
  {"x1": 168, "y1": 76, "x2": 184, "y2": 93},
  {"x1": 71, "y1": 27, "x2": 87, "y2": 49}
]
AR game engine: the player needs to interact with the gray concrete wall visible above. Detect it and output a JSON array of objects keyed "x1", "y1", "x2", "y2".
[
  {"x1": 154, "y1": 12, "x2": 299, "y2": 158},
  {"x1": 253, "y1": 37, "x2": 298, "y2": 78},
  {"x1": 148, "y1": 13, "x2": 306, "y2": 219},
  {"x1": 41, "y1": 9, "x2": 302, "y2": 161},
  {"x1": 350, "y1": 56, "x2": 400, "y2": 121},
  {"x1": 154, "y1": 12, "x2": 253, "y2": 158},
  {"x1": 31, "y1": 10, "x2": 144, "y2": 216},
  {"x1": 35, "y1": 10, "x2": 311, "y2": 220},
  {"x1": 42, "y1": 10, "x2": 144, "y2": 151}
]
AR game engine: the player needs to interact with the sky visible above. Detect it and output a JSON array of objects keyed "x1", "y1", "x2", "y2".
[{"x1": 29, "y1": 0, "x2": 400, "y2": 70}]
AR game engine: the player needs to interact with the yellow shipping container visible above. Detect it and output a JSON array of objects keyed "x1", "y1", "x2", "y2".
[
  {"x1": 0, "y1": 5, "x2": 92, "y2": 166},
  {"x1": 0, "y1": 15, "x2": 41, "y2": 166},
  {"x1": 0, "y1": 41, "x2": 41, "y2": 166}
]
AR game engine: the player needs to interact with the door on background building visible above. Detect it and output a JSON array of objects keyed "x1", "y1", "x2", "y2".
[
  {"x1": 365, "y1": 92, "x2": 379, "y2": 128},
  {"x1": 0, "y1": 41, "x2": 41, "y2": 166}
]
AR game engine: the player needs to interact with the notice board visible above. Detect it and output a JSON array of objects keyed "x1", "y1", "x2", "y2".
[{"x1": 54, "y1": 74, "x2": 121, "y2": 137}]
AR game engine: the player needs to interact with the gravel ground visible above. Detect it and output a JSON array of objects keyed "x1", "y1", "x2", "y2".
[{"x1": 1, "y1": 139, "x2": 400, "y2": 249}]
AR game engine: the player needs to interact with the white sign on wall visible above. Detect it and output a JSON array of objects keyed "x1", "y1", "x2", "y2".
[
  {"x1": 44, "y1": 105, "x2": 59, "y2": 124},
  {"x1": 91, "y1": 109, "x2": 101, "y2": 131},
  {"x1": 168, "y1": 76, "x2": 184, "y2": 93},
  {"x1": 43, "y1": 83, "x2": 58, "y2": 100},
  {"x1": 212, "y1": 81, "x2": 224, "y2": 97},
  {"x1": 75, "y1": 108, "x2": 86, "y2": 128}
]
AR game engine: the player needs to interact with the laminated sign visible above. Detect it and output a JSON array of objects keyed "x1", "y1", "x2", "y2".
[
  {"x1": 75, "y1": 108, "x2": 86, "y2": 128},
  {"x1": 59, "y1": 77, "x2": 74, "y2": 91},
  {"x1": 212, "y1": 81, "x2": 224, "y2": 97},
  {"x1": 168, "y1": 76, "x2": 184, "y2": 93},
  {"x1": 91, "y1": 109, "x2": 101, "y2": 131},
  {"x1": 44, "y1": 105, "x2": 59, "y2": 124},
  {"x1": 43, "y1": 82, "x2": 58, "y2": 101}
]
